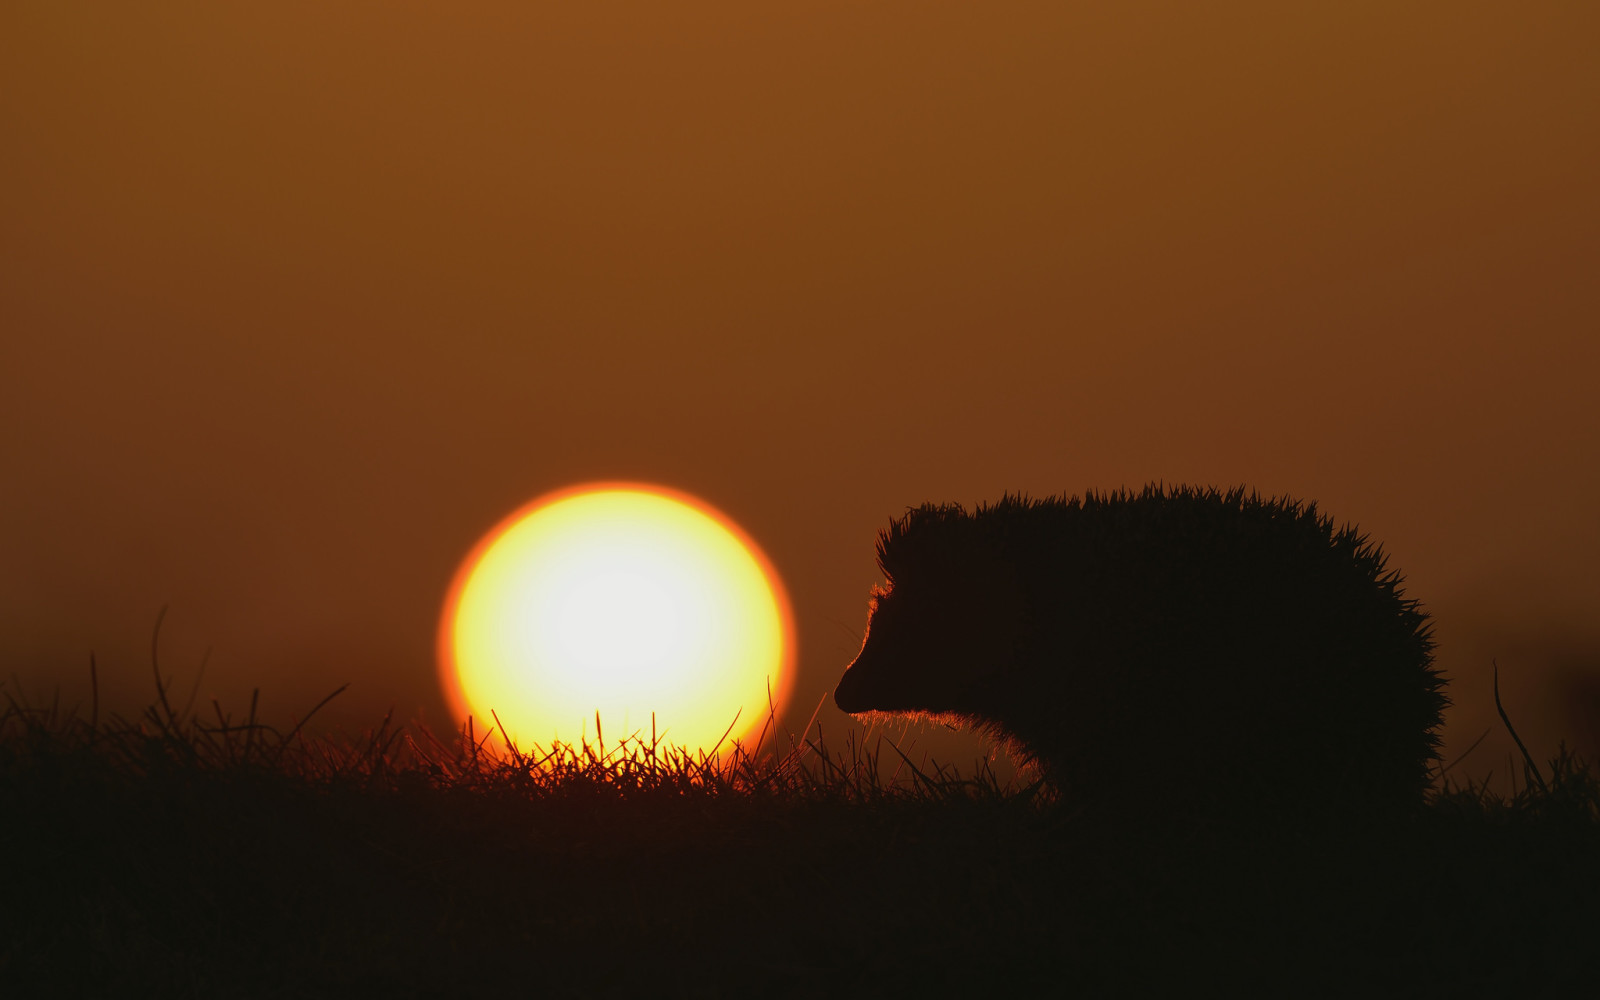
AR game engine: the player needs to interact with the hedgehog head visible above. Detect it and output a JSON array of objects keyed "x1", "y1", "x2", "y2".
[{"x1": 834, "y1": 502, "x2": 1026, "y2": 719}]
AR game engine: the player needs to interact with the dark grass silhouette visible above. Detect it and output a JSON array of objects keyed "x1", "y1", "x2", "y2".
[
  {"x1": 834, "y1": 485, "x2": 1449, "y2": 824},
  {"x1": 4, "y1": 660, "x2": 1599, "y2": 996}
]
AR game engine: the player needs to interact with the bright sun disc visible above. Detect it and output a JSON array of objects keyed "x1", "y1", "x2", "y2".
[{"x1": 439, "y1": 484, "x2": 795, "y2": 755}]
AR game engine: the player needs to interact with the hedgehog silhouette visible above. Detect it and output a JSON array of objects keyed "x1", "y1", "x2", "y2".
[{"x1": 833, "y1": 485, "x2": 1448, "y2": 820}]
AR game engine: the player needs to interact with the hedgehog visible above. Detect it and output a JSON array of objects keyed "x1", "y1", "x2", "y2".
[{"x1": 833, "y1": 485, "x2": 1449, "y2": 822}]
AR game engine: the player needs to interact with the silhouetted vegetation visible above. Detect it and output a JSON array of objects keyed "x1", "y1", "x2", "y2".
[{"x1": 3, "y1": 668, "x2": 1597, "y2": 997}]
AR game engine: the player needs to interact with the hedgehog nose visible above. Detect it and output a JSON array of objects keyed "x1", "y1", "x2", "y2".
[
  {"x1": 834, "y1": 657, "x2": 870, "y2": 713},
  {"x1": 833, "y1": 675, "x2": 862, "y2": 713}
]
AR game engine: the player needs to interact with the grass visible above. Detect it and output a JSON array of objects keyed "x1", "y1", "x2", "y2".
[{"x1": 3, "y1": 661, "x2": 1599, "y2": 997}]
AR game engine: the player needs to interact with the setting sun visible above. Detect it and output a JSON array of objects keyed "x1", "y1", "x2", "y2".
[{"x1": 439, "y1": 484, "x2": 794, "y2": 755}]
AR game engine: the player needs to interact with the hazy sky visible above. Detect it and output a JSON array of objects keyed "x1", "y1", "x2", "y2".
[{"x1": 4, "y1": 2, "x2": 1596, "y2": 785}]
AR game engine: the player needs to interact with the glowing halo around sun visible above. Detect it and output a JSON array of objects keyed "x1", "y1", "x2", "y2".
[{"x1": 438, "y1": 483, "x2": 795, "y2": 757}]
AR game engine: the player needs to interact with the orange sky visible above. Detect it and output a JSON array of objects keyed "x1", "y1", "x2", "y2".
[{"x1": 3, "y1": 2, "x2": 1596, "y2": 786}]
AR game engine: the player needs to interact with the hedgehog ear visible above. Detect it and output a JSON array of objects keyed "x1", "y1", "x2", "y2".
[
  {"x1": 880, "y1": 515, "x2": 1017, "y2": 600},
  {"x1": 874, "y1": 534, "x2": 898, "y2": 583},
  {"x1": 875, "y1": 503, "x2": 962, "y2": 585},
  {"x1": 876, "y1": 533, "x2": 937, "y2": 584}
]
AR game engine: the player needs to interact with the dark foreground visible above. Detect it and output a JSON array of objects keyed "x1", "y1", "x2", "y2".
[{"x1": 3, "y1": 695, "x2": 1598, "y2": 998}]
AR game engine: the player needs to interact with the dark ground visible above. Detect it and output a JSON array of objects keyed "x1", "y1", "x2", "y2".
[{"x1": 3, "y1": 698, "x2": 1597, "y2": 998}]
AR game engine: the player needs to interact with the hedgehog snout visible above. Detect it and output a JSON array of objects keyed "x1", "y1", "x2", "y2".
[{"x1": 833, "y1": 653, "x2": 875, "y2": 714}]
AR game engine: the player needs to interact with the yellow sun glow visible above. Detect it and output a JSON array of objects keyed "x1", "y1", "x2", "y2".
[{"x1": 439, "y1": 484, "x2": 794, "y2": 756}]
